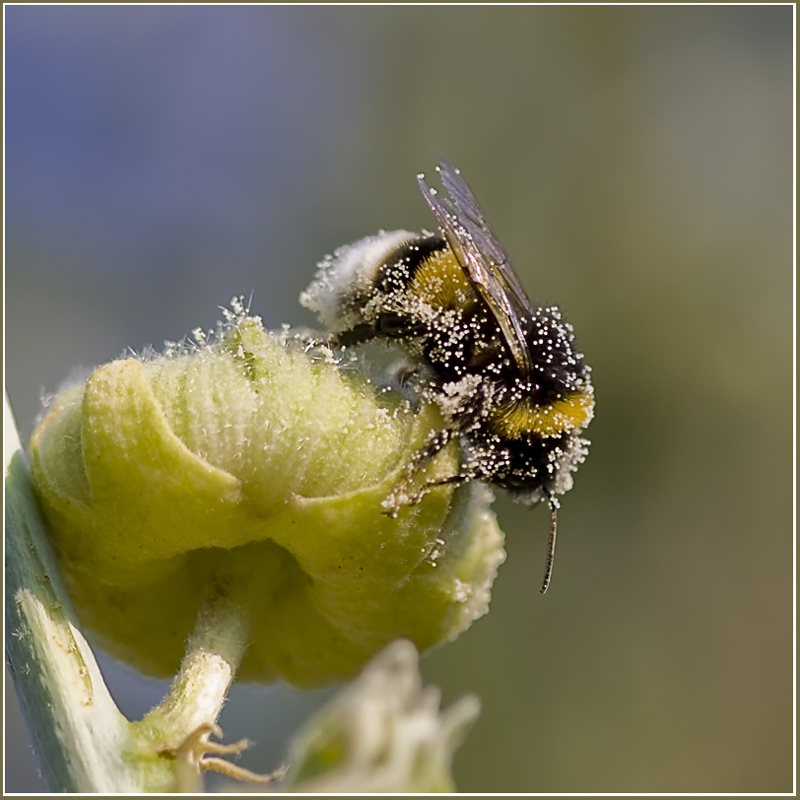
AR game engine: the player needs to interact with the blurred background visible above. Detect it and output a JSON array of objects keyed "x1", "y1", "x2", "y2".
[{"x1": 4, "y1": 5, "x2": 793, "y2": 793}]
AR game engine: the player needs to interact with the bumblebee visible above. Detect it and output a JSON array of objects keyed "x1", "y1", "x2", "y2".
[{"x1": 301, "y1": 162, "x2": 594, "y2": 592}]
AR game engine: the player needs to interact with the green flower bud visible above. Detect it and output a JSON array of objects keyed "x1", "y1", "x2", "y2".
[
  {"x1": 284, "y1": 638, "x2": 479, "y2": 793},
  {"x1": 29, "y1": 308, "x2": 505, "y2": 686}
]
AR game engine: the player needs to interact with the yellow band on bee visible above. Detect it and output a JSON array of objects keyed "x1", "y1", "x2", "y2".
[
  {"x1": 490, "y1": 390, "x2": 595, "y2": 439},
  {"x1": 409, "y1": 249, "x2": 475, "y2": 311}
]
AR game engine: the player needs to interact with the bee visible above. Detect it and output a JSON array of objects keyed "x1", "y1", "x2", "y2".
[{"x1": 301, "y1": 162, "x2": 594, "y2": 593}]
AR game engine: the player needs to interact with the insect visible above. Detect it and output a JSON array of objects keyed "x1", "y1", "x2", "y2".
[{"x1": 301, "y1": 162, "x2": 594, "y2": 593}]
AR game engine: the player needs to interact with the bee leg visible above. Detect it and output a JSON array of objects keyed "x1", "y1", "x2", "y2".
[
  {"x1": 337, "y1": 315, "x2": 426, "y2": 349},
  {"x1": 398, "y1": 472, "x2": 473, "y2": 508},
  {"x1": 334, "y1": 324, "x2": 378, "y2": 348},
  {"x1": 381, "y1": 428, "x2": 457, "y2": 517}
]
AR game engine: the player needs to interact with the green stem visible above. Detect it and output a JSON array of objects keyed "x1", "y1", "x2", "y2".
[
  {"x1": 140, "y1": 598, "x2": 252, "y2": 750},
  {"x1": 4, "y1": 392, "x2": 138, "y2": 792},
  {"x1": 5, "y1": 393, "x2": 256, "y2": 792}
]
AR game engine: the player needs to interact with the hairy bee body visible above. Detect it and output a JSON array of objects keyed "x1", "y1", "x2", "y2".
[{"x1": 301, "y1": 163, "x2": 594, "y2": 592}]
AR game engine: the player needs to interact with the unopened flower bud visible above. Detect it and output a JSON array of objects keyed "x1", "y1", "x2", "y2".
[{"x1": 29, "y1": 306, "x2": 505, "y2": 686}]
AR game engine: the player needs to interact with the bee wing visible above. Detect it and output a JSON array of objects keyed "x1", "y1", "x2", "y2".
[{"x1": 417, "y1": 161, "x2": 535, "y2": 375}]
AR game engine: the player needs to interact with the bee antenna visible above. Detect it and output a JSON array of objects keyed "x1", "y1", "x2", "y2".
[{"x1": 540, "y1": 497, "x2": 559, "y2": 594}]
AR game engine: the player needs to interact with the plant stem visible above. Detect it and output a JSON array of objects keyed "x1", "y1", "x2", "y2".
[
  {"x1": 5, "y1": 393, "x2": 258, "y2": 792},
  {"x1": 142, "y1": 597, "x2": 252, "y2": 750},
  {"x1": 4, "y1": 393, "x2": 139, "y2": 792}
]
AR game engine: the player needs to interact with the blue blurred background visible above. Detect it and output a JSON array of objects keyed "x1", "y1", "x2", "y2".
[{"x1": 5, "y1": 5, "x2": 793, "y2": 792}]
